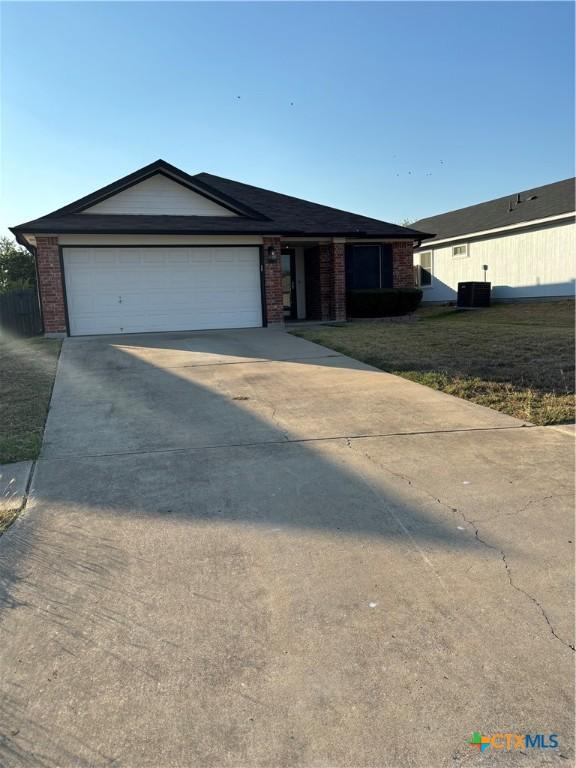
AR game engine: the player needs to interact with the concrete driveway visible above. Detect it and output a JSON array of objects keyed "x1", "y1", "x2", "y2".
[{"x1": 0, "y1": 329, "x2": 573, "y2": 767}]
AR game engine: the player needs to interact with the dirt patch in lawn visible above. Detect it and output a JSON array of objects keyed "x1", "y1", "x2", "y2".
[
  {"x1": 0, "y1": 336, "x2": 62, "y2": 464},
  {"x1": 292, "y1": 300, "x2": 575, "y2": 425}
]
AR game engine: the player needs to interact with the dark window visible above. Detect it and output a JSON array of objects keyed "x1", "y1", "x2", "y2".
[
  {"x1": 345, "y1": 245, "x2": 393, "y2": 289},
  {"x1": 419, "y1": 252, "x2": 433, "y2": 286}
]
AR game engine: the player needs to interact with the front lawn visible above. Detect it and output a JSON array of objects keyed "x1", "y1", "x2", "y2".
[
  {"x1": 0, "y1": 336, "x2": 62, "y2": 464},
  {"x1": 292, "y1": 300, "x2": 575, "y2": 425}
]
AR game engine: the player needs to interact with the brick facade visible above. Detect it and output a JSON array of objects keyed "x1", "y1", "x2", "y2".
[
  {"x1": 262, "y1": 236, "x2": 284, "y2": 325},
  {"x1": 392, "y1": 240, "x2": 415, "y2": 289},
  {"x1": 36, "y1": 236, "x2": 67, "y2": 335},
  {"x1": 318, "y1": 243, "x2": 333, "y2": 320},
  {"x1": 317, "y1": 242, "x2": 347, "y2": 321},
  {"x1": 303, "y1": 242, "x2": 346, "y2": 322},
  {"x1": 331, "y1": 242, "x2": 346, "y2": 320},
  {"x1": 32, "y1": 235, "x2": 400, "y2": 334}
]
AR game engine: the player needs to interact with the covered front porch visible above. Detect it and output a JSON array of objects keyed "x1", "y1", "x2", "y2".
[
  {"x1": 262, "y1": 237, "x2": 415, "y2": 326},
  {"x1": 279, "y1": 241, "x2": 346, "y2": 323},
  {"x1": 262, "y1": 237, "x2": 346, "y2": 326}
]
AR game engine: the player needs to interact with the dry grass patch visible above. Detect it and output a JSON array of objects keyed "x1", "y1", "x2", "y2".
[
  {"x1": 0, "y1": 509, "x2": 20, "y2": 535},
  {"x1": 292, "y1": 300, "x2": 574, "y2": 425}
]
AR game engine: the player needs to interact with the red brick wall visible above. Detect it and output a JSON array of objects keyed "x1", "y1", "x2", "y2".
[
  {"x1": 331, "y1": 242, "x2": 346, "y2": 321},
  {"x1": 36, "y1": 236, "x2": 67, "y2": 334},
  {"x1": 318, "y1": 243, "x2": 333, "y2": 320},
  {"x1": 392, "y1": 240, "x2": 415, "y2": 289},
  {"x1": 319, "y1": 242, "x2": 346, "y2": 321},
  {"x1": 262, "y1": 236, "x2": 283, "y2": 325},
  {"x1": 304, "y1": 243, "x2": 346, "y2": 321}
]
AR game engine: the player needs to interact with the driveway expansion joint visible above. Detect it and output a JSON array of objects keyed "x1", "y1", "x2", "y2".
[
  {"x1": 70, "y1": 352, "x2": 345, "y2": 375},
  {"x1": 38, "y1": 423, "x2": 537, "y2": 462}
]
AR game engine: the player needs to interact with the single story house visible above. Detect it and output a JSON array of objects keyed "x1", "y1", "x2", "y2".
[
  {"x1": 412, "y1": 177, "x2": 575, "y2": 302},
  {"x1": 11, "y1": 160, "x2": 429, "y2": 336}
]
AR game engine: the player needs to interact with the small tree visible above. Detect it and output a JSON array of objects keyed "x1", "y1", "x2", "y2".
[{"x1": 0, "y1": 237, "x2": 36, "y2": 293}]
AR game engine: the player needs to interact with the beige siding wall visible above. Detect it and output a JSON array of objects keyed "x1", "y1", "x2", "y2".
[
  {"x1": 83, "y1": 174, "x2": 238, "y2": 216},
  {"x1": 415, "y1": 219, "x2": 575, "y2": 301}
]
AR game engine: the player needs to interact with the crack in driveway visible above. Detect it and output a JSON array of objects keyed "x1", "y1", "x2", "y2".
[
  {"x1": 344, "y1": 436, "x2": 575, "y2": 653},
  {"x1": 461, "y1": 512, "x2": 576, "y2": 653}
]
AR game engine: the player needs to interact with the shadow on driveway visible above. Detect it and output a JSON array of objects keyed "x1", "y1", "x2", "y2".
[{"x1": 0, "y1": 329, "x2": 572, "y2": 767}]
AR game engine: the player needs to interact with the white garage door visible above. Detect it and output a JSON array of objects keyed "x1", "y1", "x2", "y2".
[{"x1": 63, "y1": 246, "x2": 262, "y2": 335}]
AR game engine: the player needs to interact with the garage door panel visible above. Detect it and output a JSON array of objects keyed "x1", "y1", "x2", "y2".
[
  {"x1": 164, "y1": 252, "x2": 188, "y2": 266},
  {"x1": 68, "y1": 292, "x2": 122, "y2": 313},
  {"x1": 85, "y1": 250, "x2": 115, "y2": 265},
  {"x1": 116, "y1": 251, "x2": 138, "y2": 264},
  {"x1": 187, "y1": 248, "x2": 211, "y2": 261},
  {"x1": 63, "y1": 247, "x2": 262, "y2": 335}
]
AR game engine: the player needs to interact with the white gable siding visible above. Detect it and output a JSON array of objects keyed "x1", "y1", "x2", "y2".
[
  {"x1": 415, "y1": 219, "x2": 576, "y2": 301},
  {"x1": 82, "y1": 174, "x2": 238, "y2": 216}
]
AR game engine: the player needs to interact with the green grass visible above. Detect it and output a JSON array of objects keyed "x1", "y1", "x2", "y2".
[
  {"x1": 292, "y1": 300, "x2": 575, "y2": 425},
  {"x1": 0, "y1": 335, "x2": 62, "y2": 464}
]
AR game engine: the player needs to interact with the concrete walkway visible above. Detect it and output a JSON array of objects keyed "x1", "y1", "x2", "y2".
[{"x1": 0, "y1": 329, "x2": 573, "y2": 767}]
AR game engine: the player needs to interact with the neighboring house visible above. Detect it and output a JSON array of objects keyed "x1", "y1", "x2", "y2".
[
  {"x1": 412, "y1": 178, "x2": 575, "y2": 302},
  {"x1": 10, "y1": 160, "x2": 429, "y2": 336}
]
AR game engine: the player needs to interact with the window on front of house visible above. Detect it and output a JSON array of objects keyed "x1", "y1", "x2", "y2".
[
  {"x1": 345, "y1": 245, "x2": 393, "y2": 289},
  {"x1": 452, "y1": 244, "x2": 468, "y2": 259},
  {"x1": 419, "y1": 251, "x2": 433, "y2": 287}
]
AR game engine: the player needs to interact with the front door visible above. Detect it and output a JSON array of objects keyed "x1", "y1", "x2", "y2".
[{"x1": 281, "y1": 249, "x2": 297, "y2": 319}]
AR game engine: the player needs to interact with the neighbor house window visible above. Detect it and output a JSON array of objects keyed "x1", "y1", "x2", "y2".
[
  {"x1": 419, "y1": 251, "x2": 433, "y2": 287},
  {"x1": 452, "y1": 244, "x2": 468, "y2": 258}
]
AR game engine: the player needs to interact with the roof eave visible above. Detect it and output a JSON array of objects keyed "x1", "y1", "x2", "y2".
[
  {"x1": 414, "y1": 210, "x2": 575, "y2": 247},
  {"x1": 11, "y1": 224, "x2": 429, "y2": 239},
  {"x1": 9, "y1": 228, "x2": 36, "y2": 252}
]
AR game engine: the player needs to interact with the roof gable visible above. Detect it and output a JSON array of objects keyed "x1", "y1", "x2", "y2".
[
  {"x1": 44, "y1": 160, "x2": 264, "y2": 219},
  {"x1": 83, "y1": 173, "x2": 238, "y2": 216}
]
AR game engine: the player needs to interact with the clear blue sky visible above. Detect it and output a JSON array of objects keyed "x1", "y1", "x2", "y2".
[{"x1": 1, "y1": 1, "x2": 574, "y2": 236}]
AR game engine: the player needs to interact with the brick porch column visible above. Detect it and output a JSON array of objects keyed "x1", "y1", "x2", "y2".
[
  {"x1": 318, "y1": 241, "x2": 346, "y2": 321},
  {"x1": 318, "y1": 243, "x2": 332, "y2": 320},
  {"x1": 331, "y1": 241, "x2": 346, "y2": 321},
  {"x1": 262, "y1": 236, "x2": 284, "y2": 326},
  {"x1": 36, "y1": 236, "x2": 67, "y2": 335},
  {"x1": 392, "y1": 240, "x2": 416, "y2": 288}
]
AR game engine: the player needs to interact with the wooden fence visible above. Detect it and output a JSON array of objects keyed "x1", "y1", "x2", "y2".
[{"x1": 0, "y1": 289, "x2": 42, "y2": 337}]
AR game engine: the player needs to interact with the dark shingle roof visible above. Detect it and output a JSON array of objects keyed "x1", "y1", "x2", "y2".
[
  {"x1": 413, "y1": 177, "x2": 575, "y2": 243},
  {"x1": 11, "y1": 159, "x2": 431, "y2": 241}
]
